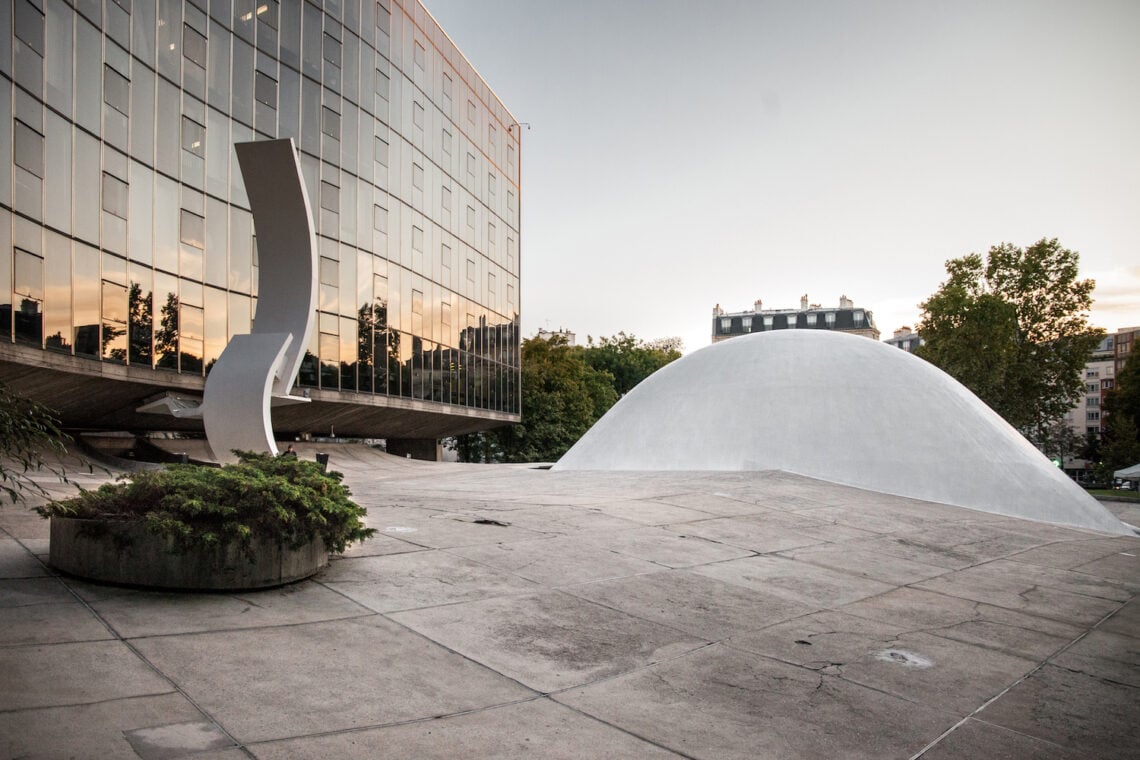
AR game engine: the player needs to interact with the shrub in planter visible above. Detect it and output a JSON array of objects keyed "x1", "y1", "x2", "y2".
[{"x1": 38, "y1": 452, "x2": 375, "y2": 589}]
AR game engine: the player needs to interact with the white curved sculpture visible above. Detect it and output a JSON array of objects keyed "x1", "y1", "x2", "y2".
[
  {"x1": 201, "y1": 139, "x2": 318, "y2": 462},
  {"x1": 554, "y1": 330, "x2": 1132, "y2": 535}
]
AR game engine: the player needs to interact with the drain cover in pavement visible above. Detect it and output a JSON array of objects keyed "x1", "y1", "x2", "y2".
[
  {"x1": 874, "y1": 649, "x2": 933, "y2": 668},
  {"x1": 123, "y1": 721, "x2": 234, "y2": 759}
]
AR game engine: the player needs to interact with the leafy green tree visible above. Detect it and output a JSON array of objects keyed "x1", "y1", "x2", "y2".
[
  {"x1": 1098, "y1": 350, "x2": 1140, "y2": 478},
  {"x1": 582, "y1": 332, "x2": 683, "y2": 396},
  {"x1": 0, "y1": 381, "x2": 70, "y2": 504},
  {"x1": 1108, "y1": 347, "x2": 1140, "y2": 432},
  {"x1": 916, "y1": 238, "x2": 1104, "y2": 442},
  {"x1": 1079, "y1": 429, "x2": 1102, "y2": 464},
  {"x1": 1033, "y1": 420, "x2": 1082, "y2": 465}
]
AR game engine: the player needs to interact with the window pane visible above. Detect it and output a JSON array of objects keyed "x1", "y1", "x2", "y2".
[
  {"x1": 255, "y1": 71, "x2": 277, "y2": 108},
  {"x1": 180, "y1": 210, "x2": 205, "y2": 249},
  {"x1": 14, "y1": 122, "x2": 44, "y2": 178},
  {"x1": 102, "y1": 173, "x2": 129, "y2": 219},
  {"x1": 182, "y1": 117, "x2": 205, "y2": 157}
]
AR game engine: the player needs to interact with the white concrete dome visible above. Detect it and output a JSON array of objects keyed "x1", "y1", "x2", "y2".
[{"x1": 554, "y1": 330, "x2": 1131, "y2": 535}]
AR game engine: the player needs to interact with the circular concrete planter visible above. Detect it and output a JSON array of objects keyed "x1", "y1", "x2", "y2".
[{"x1": 49, "y1": 517, "x2": 328, "y2": 590}]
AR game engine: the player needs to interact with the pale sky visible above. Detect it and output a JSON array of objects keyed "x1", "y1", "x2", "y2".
[{"x1": 425, "y1": 0, "x2": 1140, "y2": 353}]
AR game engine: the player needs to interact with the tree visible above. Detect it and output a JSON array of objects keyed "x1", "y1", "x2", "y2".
[
  {"x1": 1032, "y1": 420, "x2": 1082, "y2": 466},
  {"x1": 1099, "y1": 350, "x2": 1140, "y2": 478},
  {"x1": 0, "y1": 381, "x2": 70, "y2": 504},
  {"x1": 1107, "y1": 346, "x2": 1140, "y2": 433},
  {"x1": 1079, "y1": 429, "x2": 1102, "y2": 465},
  {"x1": 915, "y1": 238, "x2": 1104, "y2": 441},
  {"x1": 582, "y1": 332, "x2": 683, "y2": 396}
]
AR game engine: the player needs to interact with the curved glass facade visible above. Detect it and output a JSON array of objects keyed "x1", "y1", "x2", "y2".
[{"x1": 0, "y1": 0, "x2": 520, "y2": 428}]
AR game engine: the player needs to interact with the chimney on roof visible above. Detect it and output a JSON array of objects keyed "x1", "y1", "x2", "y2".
[
  {"x1": 893, "y1": 326, "x2": 912, "y2": 339},
  {"x1": 713, "y1": 304, "x2": 724, "y2": 316},
  {"x1": 754, "y1": 298, "x2": 763, "y2": 312},
  {"x1": 839, "y1": 294, "x2": 854, "y2": 309},
  {"x1": 800, "y1": 294, "x2": 809, "y2": 310}
]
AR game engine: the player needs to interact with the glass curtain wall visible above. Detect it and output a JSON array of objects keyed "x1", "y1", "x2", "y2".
[{"x1": 0, "y1": 0, "x2": 520, "y2": 417}]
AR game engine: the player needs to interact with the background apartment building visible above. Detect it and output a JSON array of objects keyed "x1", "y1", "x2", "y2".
[{"x1": 712, "y1": 294, "x2": 879, "y2": 343}]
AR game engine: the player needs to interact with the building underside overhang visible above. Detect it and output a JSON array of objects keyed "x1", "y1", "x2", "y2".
[{"x1": 0, "y1": 346, "x2": 517, "y2": 440}]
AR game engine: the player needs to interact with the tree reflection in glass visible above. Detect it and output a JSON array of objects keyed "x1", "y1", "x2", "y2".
[{"x1": 155, "y1": 292, "x2": 180, "y2": 370}]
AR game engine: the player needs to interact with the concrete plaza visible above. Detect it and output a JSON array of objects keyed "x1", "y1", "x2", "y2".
[{"x1": 2, "y1": 444, "x2": 1138, "y2": 759}]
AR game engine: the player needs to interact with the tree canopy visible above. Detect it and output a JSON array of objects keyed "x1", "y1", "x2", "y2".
[
  {"x1": 1098, "y1": 349, "x2": 1140, "y2": 477},
  {"x1": 915, "y1": 238, "x2": 1104, "y2": 440},
  {"x1": 582, "y1": 332, "x2": 683, "y2": 397}
]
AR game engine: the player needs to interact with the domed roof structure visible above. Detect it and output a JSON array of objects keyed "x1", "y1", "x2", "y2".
[{"x1": 554, "y1": 330, "x2": 1131, "y2": 535}]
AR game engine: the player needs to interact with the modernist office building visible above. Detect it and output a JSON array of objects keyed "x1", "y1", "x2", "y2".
[{"x1": 0, "y1": 0, "x2": 521, "y2": 451}]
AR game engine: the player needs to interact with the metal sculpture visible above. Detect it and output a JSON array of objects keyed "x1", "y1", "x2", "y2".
[{"x1": 137, "y1": 139, "x2": 317, "y2": 461}]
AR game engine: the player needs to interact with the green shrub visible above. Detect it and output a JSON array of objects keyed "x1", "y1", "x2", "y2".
[{"x1": 38, "y1": 452, "x2": 374, "y2": 556}]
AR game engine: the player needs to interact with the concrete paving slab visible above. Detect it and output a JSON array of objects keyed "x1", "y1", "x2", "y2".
[
  {"x1": 839, "y1": 587, "x2": 1083, "y2": 661},
  {"x1": 76, "y1": 579, "x2": 375, "y2": 638},
  {"x1": 977, "y1": 663, "x2": 1139, "y2": 759},
  {"x1": 692, "y1": 555, "x2": 895, "y2": 608},
  {"x1": 2, "y1": 457, "x2": 1135, "y2": 758},
  {"x1": 360, "y1": 504, "x2": 549, "y2": 548},
  {"x1": 1100, "y1": 597, "x2": 1140, "y2": 639},
  {"x1": 588, "y1": 498, "x2": 719, "y2": 526},
  {"x1": 1049, "y1": 629, "x2": 1140, "y2": 688},
  {"x1": 389, "y1": 590, "x2": 709, "y2": 693},
  {"x1": 320, "y1": 549, "x2": 540, "y2": 611},
  {"x1": 0, "y1": 599, "x2": 111, "y2": 646},
  {"x1": 129, "y1": 615, "x2": 535, "y2": 744},
  {"x1": 777, "y1": 542, "x2": 951, "y2": 585},
  {"x1": 913, "y1": 564, "x2": 1125, "y2": 626},
  {"x1": 18, "y1": 536, "x2": 50, "y2": 556},
  {"x1": 447, "y1": 534, "x2": 663, "y2": 586},
  {"x1": 654, "y1": 490, "x2": 777, "y2": 517},
  {"x1": 0, "y1": 693, "x2": 213, "y2": 760},
  {"x1": 556, "y1": 643, "x2": 958, "y2": 760},
  {"x1": 0, "y1": 639, "x2": 173, "y2": 711},
  {"x1": 1072, "y1": 549, "x2": 1140, "y2": 585},
  {"x1": 463, "y1": 503, "x2": 648, "y2": 535},
  {"x1": 333, "y1": 530, "x2": 429, "y2": 558},
  {"x1": 917, "y1": 718, "x2": 1090, "y2": 759},
  {"x1": 736, "y1": 508, "x2": 882, "y2": 542},
  {"x1": 786, "y1": 500, "x2": 971, "y2": 533},
  {"x1": 564, "y1": 569, "x2": 815, "y2": 641},
  {"x1": 0, "y1": 576, "x2": 74, "y2": 607},
  {"x1": 248, "y1": 697, "x2": 686, "y2": 759},
  {"x1": 960, "y1": 513, "x2": 1111, "y2": 541},
  {"x1": 844, "y1": 523, "x2": 1052, "y2": 571},
  {"x1": 1006, "y1": 536, "x2": 1140, "y2": 571},
  {"x1": 734, "y1": 491, "x2": 840, "y2": 512},
  {"x1": 577, "y1": 525, "x2": 756, "y2": 568},
  {"x1": 666, "y1": 516, "x2": 829, "y2": 554},
  {"x1": 975, "y1": 558, "x2": 1138, "y2": 600},
  {"x1": 0, "y1": 507, "x2": 52, "y2": 541},
  {"x1": 0, "y1": 535, "x2": 50, "y2": 578},
  {"x1": 727, "y1": 609, "x2": 1039, "y2": 714}
]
